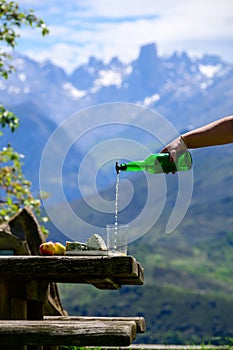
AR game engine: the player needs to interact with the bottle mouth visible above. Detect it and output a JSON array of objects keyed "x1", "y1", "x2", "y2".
[
  {"x1": 115, "y1": 162, "x2": 127, "y2": 173},
  {"x1": 115, "y1": 162, "x2": 120, "y2": 174}
]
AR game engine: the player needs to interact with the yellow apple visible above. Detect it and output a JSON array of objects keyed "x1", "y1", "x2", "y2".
[
  {"x1": 39, "y1": 241, "x2": 56, "y2": 256},
  {"x1": 54, "y1": 242, "x2": 66, "y2": 255}
]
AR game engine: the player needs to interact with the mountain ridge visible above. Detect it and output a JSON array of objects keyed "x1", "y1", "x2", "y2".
[
  {"x1": 1, "y1": 42, "x2": 232, "y2": 200},
  {"x1": 1, "y1": 43, "x2": 232, "y2": 126}
]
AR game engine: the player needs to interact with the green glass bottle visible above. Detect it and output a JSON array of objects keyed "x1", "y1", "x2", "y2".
[{"x1": 115, "y1": 152, "x2": 192, "y2": 174}]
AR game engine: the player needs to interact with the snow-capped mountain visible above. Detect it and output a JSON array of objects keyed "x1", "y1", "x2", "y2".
[
  {"x1": 1, "y1": 42, "x2": 233, "y2": 202},
  {"x1": 1, "y1": 43, "x2": 232, "y2": 126}
]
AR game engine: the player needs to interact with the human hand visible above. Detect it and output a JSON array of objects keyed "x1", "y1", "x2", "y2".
[{"x1": 160, "y1": 136, "x2": 187, "y2": 161}]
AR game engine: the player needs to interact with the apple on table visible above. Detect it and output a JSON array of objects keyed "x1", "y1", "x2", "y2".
[{"x1": 39, "y1": 241, "x2": 66, "y2": 256}]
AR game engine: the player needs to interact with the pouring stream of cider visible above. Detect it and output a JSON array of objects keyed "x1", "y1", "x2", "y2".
[{"x1": 114, "y1": 172, "x2": 120, "y2": 249}]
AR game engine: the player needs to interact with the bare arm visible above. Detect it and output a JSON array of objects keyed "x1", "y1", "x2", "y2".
[
  {"x1": 182, "y1": 115, "x2": 233, "y2": 148},
  {"x1": 161, "y1": 115, "x2": 233, "y2": 160}
]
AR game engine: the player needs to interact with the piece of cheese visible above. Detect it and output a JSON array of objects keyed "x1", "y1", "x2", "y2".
[
  {"x1": 66, "y1": 241, "x2": 88, "y2": 251},
  {"x1": 86, "y1": 234, "x2": 107, "y2": 251}
]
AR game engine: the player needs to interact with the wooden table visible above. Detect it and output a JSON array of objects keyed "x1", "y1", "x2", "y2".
[
  {"x1": 0, "y1": 254, "x2": 143, "y2": 289},
  {"x1": 0, "y1": 255, "x2": 145, "y2": 349}
]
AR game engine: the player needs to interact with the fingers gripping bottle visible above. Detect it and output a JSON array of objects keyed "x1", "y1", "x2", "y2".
[{"x1": 115, "y1": 152, "x2": 192, "y2": 174}]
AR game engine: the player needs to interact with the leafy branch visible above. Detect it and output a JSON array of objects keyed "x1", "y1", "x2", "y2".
[
  {"x1": 0, "y1": 0, "x2": 50, "y2": 233},
  {"x1": 0, "y1": 104, "x2": 19, "y2": 133},
  {"x1": 0, "y1": 0, "x2": 49, "y2": 79},
  {"x1": 0, "y1": 145, "x2": 49, "y2": 234}
]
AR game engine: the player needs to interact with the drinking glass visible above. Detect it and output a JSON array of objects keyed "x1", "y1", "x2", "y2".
[{"x1": 106, "y1": 224, "x2": 129, "y2": 256}]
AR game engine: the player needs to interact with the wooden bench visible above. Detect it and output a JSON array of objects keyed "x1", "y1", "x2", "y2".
[
  {"x1": 0, "y1": 208, "x2": 67, "y2": 319},
  {"x1": 0, "y1": 208, "x2": 146, "y2": 349},
  {"x1": 45, "y1": 315, "x2": 146, "y2": 334},
  {"x1": 0, "y1": 319, "x2": 138, "y2": 347}
]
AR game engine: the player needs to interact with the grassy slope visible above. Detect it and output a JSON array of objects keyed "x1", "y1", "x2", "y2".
[{"x1": 58, "y1": 145, "x2": 233, "y2": 345}]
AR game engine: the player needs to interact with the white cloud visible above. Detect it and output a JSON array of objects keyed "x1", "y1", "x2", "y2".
[
  {"x1": 143, "y1": 93, "x2": 160, "y2": 107},
  {"x1": 16, "y1": 0, "x2": 233, "y2": 72}
]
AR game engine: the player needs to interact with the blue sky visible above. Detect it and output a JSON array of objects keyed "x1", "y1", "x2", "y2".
[{"x1": 17, "y1": 0, "x2": 233, "y2": 73}]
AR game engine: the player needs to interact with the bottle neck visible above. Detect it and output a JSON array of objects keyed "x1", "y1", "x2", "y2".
[
  {"x1": 115, "y1": 161, "x2": 141, "y2": 173},
  {"x1": 120, "y1": 164, "x2": 128, "y2": 171}
]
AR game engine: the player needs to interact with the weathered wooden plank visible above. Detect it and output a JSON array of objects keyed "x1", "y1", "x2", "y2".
[
  {"x1": 0, "y1": 278, "x2": 9, "y2": 319},
  {"x1": 115, "y1": 262, "x2": 144, "y2": 287},
  {"x1": 0, "y1": 277, "x2": 27, "y2": 349},
  {"x1": 84, "y1": 276, "x2": 121, "y2": 290},
  {"x1": 0, "y1": 277, "x2": 27, "y2": 320},
  {"x1": 137, "y1": 261, "x2": 144, "y2": 283},
  {"x1": 0, "y1": 256, "x2": 142, "y2": 286},
  {"x1": 44, "y1": 315, "x2": 146, "y2": 333},
  {"x1": 0, "y1": 320, "x2": 136, "y2": 346},
  {"x1": 0, "y1": 230, "x2": 29, "y2": 255}
]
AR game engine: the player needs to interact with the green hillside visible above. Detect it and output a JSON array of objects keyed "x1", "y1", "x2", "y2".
[{"x1": 57, "y1": 145, "x2": 233, "y2": 345}]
